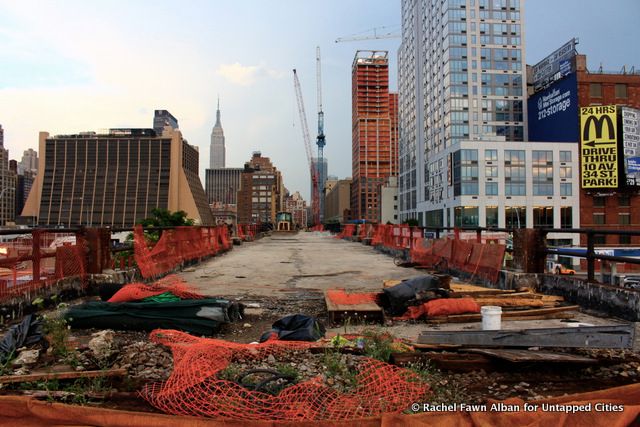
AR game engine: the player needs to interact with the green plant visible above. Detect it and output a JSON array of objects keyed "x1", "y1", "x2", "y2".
[
  {"x1": 322, "y1": 348, "x2": 358, "y2": 390},
  {"x1": 275, "y1": 363, "x2": 299, "y2": 382},
  {"x1": 42, "y1": 316, "x2": 71, "y2": 358},
  {"x1": 361, "y1": 329, "x2": 395, "y2": 362},
  {"x1": 218, "y1": 364, "x2": 242, "y2": 382},
  {"x1": 405, "y1": 361, "x2": 466, "y2": 404}
]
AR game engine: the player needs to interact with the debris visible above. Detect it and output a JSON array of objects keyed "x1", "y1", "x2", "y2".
[
  {"x1": 88, "y1": 330, "x2": 115, "y2": 361},
  {"x1": 259, "y1": 314, "x2": 325, "y2": 342},
  {"x1": 243, "y1": 323, "x2": 252, "y2": 328},
  {"x1": 381, "y1": 275, "x2": 447, "y2": 315},
  {"x1": 325, "y1": 290, "x2": 384, "y2": 324},
  {"x1": 12, "y1": 350, "x2": 39, "y2": 366},
  {"x1": 465, "y1": 348, "x2": 598, "y2": 364},
  {"x1": 0, "y1": 315, "x2": 43, "y2": 363}
]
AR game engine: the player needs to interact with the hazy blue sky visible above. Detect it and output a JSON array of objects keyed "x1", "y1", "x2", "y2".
[{"x1": 1, "y1": 0, "x2": 638, "y2": 201}]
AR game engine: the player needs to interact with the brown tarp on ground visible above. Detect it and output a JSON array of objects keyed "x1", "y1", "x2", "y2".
[{"x1": 0, "y1": 382, "x2": 639, "y2": 427}]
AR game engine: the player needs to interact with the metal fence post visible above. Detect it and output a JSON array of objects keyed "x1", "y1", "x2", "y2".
[
  {"x1": 586, "y1": 230, "x2": 595, "y2": 282},
  {"x1": 32, "y1": 229, "x2": 41, "y2": 283}
]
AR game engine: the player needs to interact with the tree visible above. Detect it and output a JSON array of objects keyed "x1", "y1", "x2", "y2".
[{"x1": 138, "y1": 208, "x2": 195, "y2": 228}]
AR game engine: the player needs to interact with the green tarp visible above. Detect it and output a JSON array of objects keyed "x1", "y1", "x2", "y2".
[{"x1": 65, "y1": 299, "x2": 242, "y2": 336}]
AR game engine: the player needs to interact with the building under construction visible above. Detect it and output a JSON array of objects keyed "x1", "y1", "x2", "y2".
[{"x1": 351, "y1": 51, "x2": 399, "y2": 223}]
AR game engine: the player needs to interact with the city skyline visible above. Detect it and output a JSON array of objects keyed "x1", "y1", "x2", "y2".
[{"x1": 1, "y1": 0, "x2": 639, "y2": 201}]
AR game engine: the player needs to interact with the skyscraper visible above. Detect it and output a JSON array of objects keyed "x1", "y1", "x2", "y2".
[
  {"x1": 311, "y1": 157, "x2": 328, "y2": 220},
  {"x1": 18, "y1": 148, "x2": 38, "y2": 175},
  {"x1": 351, "y1": 51, "x2": 398, "y2": 223},
  {"x1": 153, "y1": 110, "x2": 179, "y2": 135},
  {"x1": 0, "y1": 125, "x2": 16, "y2": 225},
  {"x1": 210, "y1": 98, "x2": 226, "y2": 168},
  {"x1": 399, "y1": 0, "x2": 531, "y2": 227}
]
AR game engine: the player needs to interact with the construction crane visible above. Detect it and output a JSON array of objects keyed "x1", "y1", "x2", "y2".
[
  {"x1": 315, "y1": 46, "x2": 325, "y2": 223},
  {"x1": 292, "y1": 69, "x2": 320, "y2": 226},
  {"x1": 335, "y1": 25, "x2": 400, "y2": 43}
]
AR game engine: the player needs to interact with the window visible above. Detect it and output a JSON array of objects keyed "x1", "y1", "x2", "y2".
[
  {"x1": 560, "y1": 166, "x2": 572, "y2": 178},
  {"x1": 454, "y1": 206, "x2": 479, "y2": 227},
  {"x1": 560, "y1": 183, "x2": 572, "y2": 196},
  {"x1": 590, "y1": 83, "x2": 602, "y2": 97},
  {"x1": 593, "y1": 235, "x2": 607, "y2": 245},
  {"x1": 505, "y1": 206, "x2": 526, "y2": 228},
  {"x1": 453, "y1": 149, "x2": 479, "y2": 196},
  {"x1": 559, "y1": 151, "x2": 572, "y2": 162},
  {"x1": 593, "y1": 196, "x2": 606, "y2": 207},
  {"x1": 593, "y1": 213, "x2": 606, "y2": 225},
  {"x1": 561, "y1": 207, "x2": 572, "y2": 229},
  {"x1": 532, "y1": 150, "x2": 553, "y2": 196},
  {"x1": 619, "y1": 235, "x2": 631, "y2": 244},
  {"x1": 615, "y1": 84, "x2": 627, "y2": 98},
  {"x1": 485, "y1": 149, "x2": 498, "y2": 162},
  {"x1": 619, "y1": 195, "x2": 630, "y2": 207},
  {"x1": 619, "y1": 213, "x2": 631, "y2": 225},
  {"x1": 504, "y1": 150, "x2": 526, "y2": 196},
  {"x1": 485, "y1": 166, "x2": 498, "y2": 177},
  {"x1": 533, "y1": 207, "x2": 554, "y2": 228},
  {"x1": 484, "y1": 206, "x2": 498, "y2": 227},
  {"x1": 486, "y1": 182, "x2": 498, "y2": 195}
]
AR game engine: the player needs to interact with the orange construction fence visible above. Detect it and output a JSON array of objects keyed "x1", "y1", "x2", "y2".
[
  {"x1": 0, "y1": 230, "x2": 87, "y2": 303},
  {"x1": 411, "y1": 237, "x2": 506, "y2": 284},
  {"x1": 134, "y1": 225, "x2": 232, "y2": 279},
  {"x1": 1, "y1": 381, "x2": 639, "y2": 426},
  {"x1": 335, "y1": 224, "x2": 356, "y2": 239}
]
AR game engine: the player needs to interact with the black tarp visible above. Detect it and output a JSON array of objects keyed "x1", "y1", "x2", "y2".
[
  {"x1": 0, "y1": 314, "x2": 43, "y2": 363},
  {"x1": 259, "y1": 314, "x2": 325, "y2": 342},
  {"x1": 65, "y1": 299, "x2": 242, "y2": 336},
  {"x1": 381, "y1": 275, "x2": 445, "y2": 315}
]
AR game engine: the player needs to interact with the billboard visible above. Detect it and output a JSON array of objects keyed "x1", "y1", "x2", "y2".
[
  {"x1": 531, "y1": 38, "x2": 577, "y2": 92},
  {"x1": 621, "y1": 107, "x2": 640, "y2": 186},
  {"x1": 527, "y1": 73, "x2": 578, "y2": 142},
  {"x1": 580, "y1": 105, "x2": 619, "y2": 189}
]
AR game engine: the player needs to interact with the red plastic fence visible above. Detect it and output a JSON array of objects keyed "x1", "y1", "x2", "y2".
[
  {"x1": 0, "y1": 231, "x2": 87, "y2": 302},
  {"x1": 410, "y1": 237, "x2": 505, "y2": 284},
  {"x1": 134, "y1": 225, "x2": 232, "y2": 279},
  {"x1": 108, "y1": 275, "x2": 205, "y2": 302},
  {"x1": 335, "y1": 224, "x2": 356, "y2": 239},
  {"x1": 369, "y1": 225, "x2": 421, "y2": 250},
  {"x1": 141, "y1": 329, "x2": 430, "y2": 421}
]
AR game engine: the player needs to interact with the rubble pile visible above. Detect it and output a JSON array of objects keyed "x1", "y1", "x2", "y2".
[{"x1": 113, "y1": 341, "x2": 173, "y2": 382}]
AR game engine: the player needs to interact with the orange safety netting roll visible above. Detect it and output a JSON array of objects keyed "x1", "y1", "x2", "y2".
[
  {"x1": 141, "y1": 329, "x2": 430, "y2": 421},
  {"x1": 325, "y1": 289, "x2": 380, "y2": 305},
  {"x1": 108, "y1": 275, "x2": 205, "y2": 303}
]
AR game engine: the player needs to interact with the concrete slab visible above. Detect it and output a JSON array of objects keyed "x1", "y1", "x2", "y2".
[{"x1": 178, "y1": 233, "x2": 422, "y2": 297}]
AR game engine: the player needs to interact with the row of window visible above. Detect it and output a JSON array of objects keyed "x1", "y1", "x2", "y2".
[
  {"x1": 453, "y1": 205, "x2": 572, "y2": 228},
  {"x1": 589, "y1": 83, "x2": 628, "y2": 98}
]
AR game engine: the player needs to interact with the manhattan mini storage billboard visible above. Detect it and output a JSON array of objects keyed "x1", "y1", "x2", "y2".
[
  {"x1": 580, "y1": 105, "x2": 619, "y2": 189},
  {"x1": 527, "y1": 73, "x2": 578, "y2": 142}
]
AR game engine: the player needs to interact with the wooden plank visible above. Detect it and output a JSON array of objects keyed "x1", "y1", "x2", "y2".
[
  {"x1": 465, "y1": 348, "x2": 597, "y2": 364},
  {"x1": 0, "y1": 368, "x2": 127, "y2": 384},
  {"x1": 417, "y1": 324, "x2": 635, "y2": 349},
  {"x1": 425, "y1": 305, "x2": 580, "y2": 324},
  {"x1": 390, "y1": 352, "x2": 494, "y2": 372},
  {"x1": 472, "y1": 297, "x2": 546, "y2": 308},
  {"x1": 325, "y1": 292, "x2": 383, "y2": 324}
]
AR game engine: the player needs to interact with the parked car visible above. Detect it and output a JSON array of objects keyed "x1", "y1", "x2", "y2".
[
  {"x1": 546, "y1": 261, "x2": 575, "y2": 275},
  {"x1": 622, "y1": 275, "x2": 640, "y2": 290}
]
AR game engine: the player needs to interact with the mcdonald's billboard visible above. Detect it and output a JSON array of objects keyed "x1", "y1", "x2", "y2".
[{"x1": 580, "y1": 105, "x2": 619, "y2": 188}]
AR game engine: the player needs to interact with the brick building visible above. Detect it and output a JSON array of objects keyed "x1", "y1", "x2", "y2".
[
  {"x1": 350, "y1": 51, "x2": 398, "y2": 223},
  {"x1": 236, "y1": 152, "x2": 284, "y2": 225},
  {"x1": 575, "y1": 54, "x2": 640, "y2": 246}
]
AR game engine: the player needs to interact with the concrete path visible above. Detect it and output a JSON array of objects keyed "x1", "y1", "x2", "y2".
[{"x1": 179, "y1": 232, "x2": 421, "y2": 298}]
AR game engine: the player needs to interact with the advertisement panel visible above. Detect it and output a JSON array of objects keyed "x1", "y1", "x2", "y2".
[
  {"x1": 527, "y1": 73, "x2": 578, "y2": 142},
  {"x1": 531, "y1": 38, "x2": 577, "y2": 91},
  {"x1": 580, "y1": 105, "x2": 619, "y2": 189},
  {"x1": 621, "y1": 107, "x2": 640, "y2": 186}
]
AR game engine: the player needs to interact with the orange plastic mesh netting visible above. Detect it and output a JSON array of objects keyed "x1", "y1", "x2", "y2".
[
  {"x1": 325, "y1": 289, "x2": 380, "y2": 306},
  {"x1": 108, "y1": 275, "x2": 205, "y2": 303},
  {"x1": 141, "y1": 329, "x2": 430, "y2": 421}
]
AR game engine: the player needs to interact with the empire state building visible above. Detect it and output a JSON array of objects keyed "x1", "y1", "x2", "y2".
[{"x1": 210, "y1": 99, "x2": 225, "y2": 168}]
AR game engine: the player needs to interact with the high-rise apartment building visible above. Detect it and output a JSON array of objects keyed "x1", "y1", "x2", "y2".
[
  {"x1": 18, "y1": 148, "x2": 38, "y2": 175},
  {"x1": 153, "y1": 110, "x2": 179, "y2": 135},
  {"x1": 351, "y1": 51, "x2": 398, "y2": 223},
  {"x1": 399, "y1": 1, "x2": 579, "y2": 247},
  {"x1": 284, "y1": 191, "x2": 307, "y2": 228},
  {"x1": 311, "y1": 157, "x2": 328, "y2": 221},
  {"x1": 23, "y1": 123, "x2": 214, "y2": 227},
  {"x1": 210, "y1": 99, "x2": 226, "y2": 169}
]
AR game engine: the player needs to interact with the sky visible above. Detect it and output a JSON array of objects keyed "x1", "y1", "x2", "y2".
[{"x1": 1, "y1": 0, "x2": 639, "y2": 202}]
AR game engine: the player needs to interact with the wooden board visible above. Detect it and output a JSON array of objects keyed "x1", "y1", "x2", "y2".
[
  {"x1": 0, "y1": 368, "x2": 127, "y2": 384},
  {"x1": 465, "y1": 348, "x2": 597, "y2": 364},
  {"x1": 325, "y1": 292, "x2": 383, "y2": 324},
  {"x1": 417, "y1": 324, "x2": 635, "y2": 349},
  {"x1": 390, "y1": 351, "x2": 494, "y2": 372},
  {"x1": 425, "y1": 305, "x2": 580, "y2": 324}
]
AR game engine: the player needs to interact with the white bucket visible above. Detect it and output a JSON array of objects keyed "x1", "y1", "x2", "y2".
[{"x1": 481, "y1": 306, "x2": 502, "y2": 330}]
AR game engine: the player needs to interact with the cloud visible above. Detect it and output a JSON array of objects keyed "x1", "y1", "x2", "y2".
[{"x1": 217, "y1": 62, "x2": 284, "y2": 86}]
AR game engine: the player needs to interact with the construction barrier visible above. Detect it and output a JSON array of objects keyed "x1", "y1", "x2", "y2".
[
  {"x1": 410, "y1": 237, "x2": 506, "y2": 284},
  {"x1": 134, "y1": 225, "x2": 231, "y2": 279},
  {"x1": 0, "y1": 230, "x2": 87, "y2": 303},
  {"x1": 107, "y1": 275, "x2": 205, "y2": 303},
  {"x1": 1, "y1": 382, "x2": 639, "y2": 426},
  {"x1": 335, "y1": 224, "x2": 356, "y2": 239},
  {"x1": 141, "y1": 329, "x2": 429, "y2": 421},
  {"x1": 310, "y1": 224, "x2": 324, "y2": 232}
]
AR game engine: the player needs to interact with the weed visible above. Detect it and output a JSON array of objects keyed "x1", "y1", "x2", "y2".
[
  {"x1": 275, "y1": 363, "x2": 299, "y2": 382},
  {"x1": 42, "y1": 315, "x2": 70, "y2": 358},
  {"x1": 218, "y1": 363, "x2": 242, "y2": 382},
  {"x1": 0, "y1": 350, "x2": 16, "y2": 376},
  {"x1": 322, "y1": 348, "x2": 358, "y2": 390},
  {"x1": 361, "y1": 329, "x2": 395, "y2": 362},
  {"x1": 405, "y1": 361, "x2": 466, "y2": 404}
]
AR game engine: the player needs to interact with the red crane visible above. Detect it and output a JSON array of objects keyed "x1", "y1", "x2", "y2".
[{"x1": 293, "y1": 69, "x2": 320, "y2": 226}]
